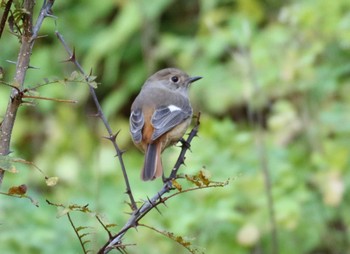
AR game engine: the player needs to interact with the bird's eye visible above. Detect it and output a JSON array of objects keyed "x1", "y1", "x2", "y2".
[{"x1": 171, "y1": 76, "x2": 179, "y2": 83}]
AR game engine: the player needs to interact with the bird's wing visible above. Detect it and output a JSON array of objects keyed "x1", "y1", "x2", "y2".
[
  {"x1": 151, "y1": 104, "x2": 192, "y2": 141},
  {"x1": 130, "y1": 108, "x2": 144, "y2": 143}
]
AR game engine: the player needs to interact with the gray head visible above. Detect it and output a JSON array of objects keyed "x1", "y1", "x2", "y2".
[{"x1": 143, "y1": 68, "x2": 202, "y2": 95}]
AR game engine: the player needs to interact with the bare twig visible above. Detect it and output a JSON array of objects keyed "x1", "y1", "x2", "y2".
[
  {"x1": 95, "y1": 215, "x2": 114, "y2": 239},
  {"x1": 0, "y1": 190, "x2": 39, "y2": 206},
  {"x1": 31, "y1": 0, "x2": 56, "y2": 42},
  {"x1": 67, "y1": 212, "x2": 89, "y2": 254},
  {"x1": 0, "y1": 0, "x2": 55, "y2": 187},
  {"x1": 22, "y1": 94, "x2": 77, "y2": 103},
  {"x1": 138, "y1": 223, "x2": 200, "y2": 254},
  {"x1": 161, "y1": 178, "x2": 228, "y2": 201},
  {"x1": 55, "y1": 31, "x2": 137, "y2": 211},
  {"x1": 0, "y1": 0, "x2": 13, "y2": 38}
]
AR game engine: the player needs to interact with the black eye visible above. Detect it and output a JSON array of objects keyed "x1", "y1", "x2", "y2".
[{"x1": 171, "y1": 76, "x2": 179, "y2": 83}]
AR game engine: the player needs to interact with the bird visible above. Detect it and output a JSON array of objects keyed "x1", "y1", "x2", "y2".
[{"x1": 129, "y1": 68, "x2": 202, "y2": 181}]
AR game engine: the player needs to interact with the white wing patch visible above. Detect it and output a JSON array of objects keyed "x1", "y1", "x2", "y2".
[{"x1": 168, "y1": 105, "x2": 181, "y2": 112}]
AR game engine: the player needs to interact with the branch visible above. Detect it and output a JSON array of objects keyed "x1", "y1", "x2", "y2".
[
  {"x1": 55, "y1": 31, "x2": 137, "y2": 211},
  {"x1": 0, "y1": 0, "x2": 13, "y2": 39},
  {"x1": 67, "y1": 212, "x2": 89, "y2": 254},
  {"x1": 138, "y1": 223, "x2": 200, "y2": 254},
  {"x1": 22, "y1": 94, "x2": 78, "y2": 104},
  {"x1": 31, "y1": 0, "x2": 56, "y2": 43},
  {"x1": 169, "y1": 112, "x2": 201, "y2": 180},
  {"x1": 99, "y1": 116, "x2": 201, "y2": 253},
  {"x1": 0, "y1": 0, "x2": 55, "y2": 187}
]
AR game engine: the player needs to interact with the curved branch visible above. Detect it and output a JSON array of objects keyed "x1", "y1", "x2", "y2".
[{"x1": 55, "y1": 31, "x2": 137, "y2": 211}]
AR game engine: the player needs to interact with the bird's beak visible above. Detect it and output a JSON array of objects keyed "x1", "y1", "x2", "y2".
[{"x1": 189, "y1": 76, "x2": 202, "y2": 83}]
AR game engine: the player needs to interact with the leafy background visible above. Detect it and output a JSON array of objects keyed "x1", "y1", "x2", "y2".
[{"x1": 1, "y1": 0, "x2": 350, "y2": 253}]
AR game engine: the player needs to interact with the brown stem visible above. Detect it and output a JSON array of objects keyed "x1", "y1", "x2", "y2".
[
  {"x1": 0, "y1": 0, "x2": 13, "y2": 39},
  {"x1": 0, "y1": 0, "x2": 56, "y2": 187}
]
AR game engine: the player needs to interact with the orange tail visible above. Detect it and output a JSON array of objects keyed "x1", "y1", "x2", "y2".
[{"x1": 142, "y1": 142, "x2": 163, "y2": 181}]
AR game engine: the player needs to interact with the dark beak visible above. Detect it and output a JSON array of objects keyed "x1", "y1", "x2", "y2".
[{"x1": 189, "y1": 76, "x2": 202, "y2": 83}]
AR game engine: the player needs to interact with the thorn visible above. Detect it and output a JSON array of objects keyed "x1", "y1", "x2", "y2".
[
  {"x1": 61, "y1": 47, "x2": 76, "y2": 63},
  {"x1": 147, "y1": 196, "x2": 158, "y2": 209},
  {"x1": 146, "y1": 196, "x2": 153, "y2": 206},
  {"x1": 45, "y1": 13, "x2": 57, "y2": 19},
  {"x1": 114, "y1": 152, "x2": 121, "y2": 158},
  {"x1": 110, "y1": 134, "x2": 118, "y2": 142},
  {"x1": 45, "y1": 8, "x2": 57, "y2": 19},
  {"x1": 6, "y1": 60, "x2": 16, "y2": 65},
  {"x1": 87, "y1": 112, "x2": 100, "y2": 118},
  {"x1": 158, "y1": 193, "x2": 168, "y2": 208},
  {"x1": 36, "y1": 34, "x2": 48, "y2": 39},
  {"x1": 28, "y1": 65, "x2": 40, "y2": 69},
  {"x1": 185, "y1": 145, "x2": 192, "y2": 153},
  {"x1": 115, "y1": 130, "x2": 122, "y2": 137},
  {"x1": 154, "y1": 205, "x2": 162, "y2": 215},
  {"x1": 102, "y1": 135, "x2": 110, "y2": 140},
  {"x1": 161, "y1": 199, "x2": 168, "y2": 208},
  {"x1": 179, "y1": 156, "x2": 185, "y2": 164},
  {"x1": 70, "y1": 47, "x2": 76, "y2": 62},
  {"x1": 147, "y1": 196, "x2": 162, "y2": 215},
  {"x1": 5, "y1": 60, "x2": 38, "y2": 70},
  {"x1": 180, "y1": 138, "x2": 191, "y2": 149}
]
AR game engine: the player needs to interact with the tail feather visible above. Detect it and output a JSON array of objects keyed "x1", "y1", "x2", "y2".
[{"x1": 142, "y1": 142, "x2": 163, "y2": 181}]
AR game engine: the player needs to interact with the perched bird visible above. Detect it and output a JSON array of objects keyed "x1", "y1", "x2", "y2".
[{"x1": 129, "y1": 68, "x2": 202, "y2": 181}]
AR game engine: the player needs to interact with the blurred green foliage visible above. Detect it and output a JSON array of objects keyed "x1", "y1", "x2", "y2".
[{"x1": 1, "y1": 0, "x2": 350, "y2": 253}]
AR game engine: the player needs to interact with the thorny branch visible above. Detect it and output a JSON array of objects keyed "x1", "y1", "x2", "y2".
[
  {"x1": 55, "y1": 31, "x2": 137, "y2": 211},
  {"x1": 99, "y1": 116, "x2": 201, "y2": 254},
  {"x1": 0, "y1": 0, "x2": 55, "y2": 187}
]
